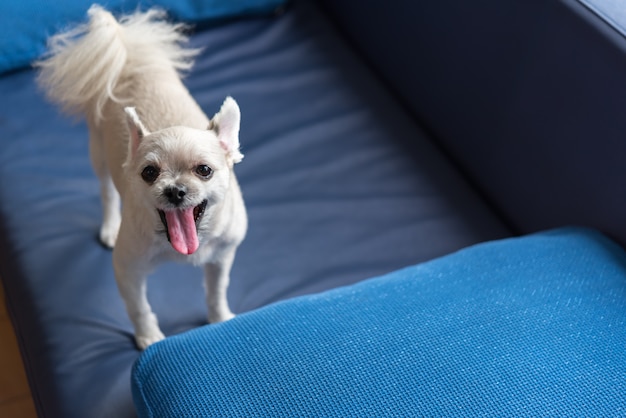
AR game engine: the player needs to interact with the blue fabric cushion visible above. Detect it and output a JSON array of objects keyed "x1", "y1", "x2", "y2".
[
  {"x1": 131, "y1": 227, "x2": 626, "y2": 416},
  {"x1": 0, "y1": 0, "x2": 286, "y2": 75}
]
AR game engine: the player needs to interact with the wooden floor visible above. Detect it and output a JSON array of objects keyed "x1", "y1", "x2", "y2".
[{"x1": 0, "y1": 284, "x2": 38, "y2": 417}]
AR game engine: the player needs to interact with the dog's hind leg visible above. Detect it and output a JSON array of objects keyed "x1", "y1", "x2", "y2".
[{"x1": 89, "y1": 127, "x2": 121, "y2": 248}]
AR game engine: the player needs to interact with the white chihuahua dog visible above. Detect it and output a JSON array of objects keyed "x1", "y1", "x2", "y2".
[{"x1": 36, "y1": 6, "x2": 247, "y2": 349}]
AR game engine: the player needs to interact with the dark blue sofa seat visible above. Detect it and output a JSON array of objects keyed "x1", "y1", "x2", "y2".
[{"x1": 0, "y1": 1, "x2": 512, "y2": 416}]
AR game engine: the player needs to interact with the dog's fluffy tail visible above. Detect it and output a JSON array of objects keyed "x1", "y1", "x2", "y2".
[{"x1": 35, "y1": 5, "x2": 199, "y2": 122}]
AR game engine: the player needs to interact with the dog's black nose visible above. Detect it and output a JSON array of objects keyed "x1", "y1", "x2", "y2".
[{"x1": 164, "y1": 185, "x2": 186, "y2": 205}]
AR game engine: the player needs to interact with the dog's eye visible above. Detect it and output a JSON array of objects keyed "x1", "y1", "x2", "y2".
[
  {"x1": 141, "y1": 165, "x2": 160, "y2": 184},
  {"x1": 195, "y1": 164, "x2": 213, "y2": 179}
]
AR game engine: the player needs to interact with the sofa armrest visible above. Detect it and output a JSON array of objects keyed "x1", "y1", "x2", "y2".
[{"x1": 316, "y1": 0, "x2": 626, "y2": 245}]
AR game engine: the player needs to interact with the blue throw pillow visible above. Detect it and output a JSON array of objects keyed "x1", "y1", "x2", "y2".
[
  {"x1": 131, "y1": 227, "x2": 626, "y2": 416},
  {"x1": 0, "y1": 0, "x2": 286, "y2": 75}
]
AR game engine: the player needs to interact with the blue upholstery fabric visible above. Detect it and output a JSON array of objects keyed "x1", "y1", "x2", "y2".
[
  {"x1": 0, "y1": 1, "x2": 510, "y2": 417},
  {"x1": 132, "y1": 227, "x2": 626, "y2": 416},
  {"x1": 0, "y1": 0, "x2": 286, "y2": 75}
]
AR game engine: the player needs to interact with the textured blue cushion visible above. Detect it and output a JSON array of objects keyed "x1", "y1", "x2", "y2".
[
  {"x1": 0, "y1": 0, "x2": 286, "y2": 75},
  {"x1": 131, "y1": 227, "x2": 626, "y2": 416}
]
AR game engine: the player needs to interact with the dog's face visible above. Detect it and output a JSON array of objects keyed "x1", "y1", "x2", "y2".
[
  {"x1": 130, "y1": 127, "x2": 230, "y2": 255},
  {"x1": 123, "y1": 98, "x2": 243, "y2": 255}
]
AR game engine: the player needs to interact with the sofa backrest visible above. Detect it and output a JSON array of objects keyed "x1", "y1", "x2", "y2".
[{"x1": 316, "y1": 0, "x2": 626, "y2": 246}]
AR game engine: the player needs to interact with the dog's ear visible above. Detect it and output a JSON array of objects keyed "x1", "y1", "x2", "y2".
[
  {"x1": 124, "y1": 107, "x2": 149, "y2": 158},
  {"x1": 209, "y1": 97, "x2": 243, "y2": 165}
]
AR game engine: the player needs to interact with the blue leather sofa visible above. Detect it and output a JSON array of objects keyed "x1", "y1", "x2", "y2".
[{"x1": 1, "y1": 0, "x2": 625, "y2": 416}]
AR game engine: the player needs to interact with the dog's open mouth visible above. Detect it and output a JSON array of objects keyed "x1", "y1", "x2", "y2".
[{"x1": 158, "y1": 200, "x2": 207, "y2": 255}]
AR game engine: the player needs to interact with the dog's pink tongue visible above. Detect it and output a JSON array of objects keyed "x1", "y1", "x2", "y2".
[{"x1": 164, "y1": 208, "x2": 199, "y2": 255}]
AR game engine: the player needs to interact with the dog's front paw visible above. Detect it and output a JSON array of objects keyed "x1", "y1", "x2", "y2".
[
  {"x1": 135, "y1": 329, "x2": 165, "y2": 350},
  {"x1": 209, "y1": 309, "x2": 235, "y2": 324},
  {"x1": 99, "y1": 222, "x2": 120, "y2": 249}
]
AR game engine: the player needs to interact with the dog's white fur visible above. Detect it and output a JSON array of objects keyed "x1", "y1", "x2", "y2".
[{"x1": 36, "y1": 5, "x2": 247, "y2": 349}]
